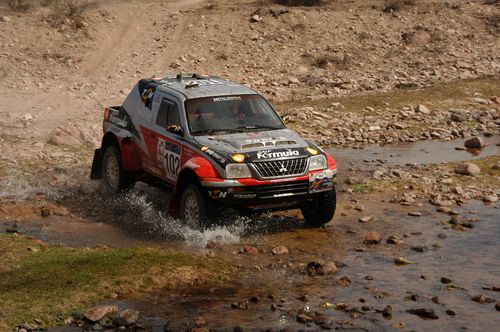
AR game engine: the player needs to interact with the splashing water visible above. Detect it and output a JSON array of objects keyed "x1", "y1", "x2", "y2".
[
  {"x1": 99, "y1": 189, "x2": 299, "y2": 247},
  {"x1": 0, "y1": 170, "x2": 48, "y2": 200}
]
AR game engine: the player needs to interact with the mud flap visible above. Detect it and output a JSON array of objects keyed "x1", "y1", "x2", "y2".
[{"x1": 90, "y1": 148, "x2": 103, "y2": 180}]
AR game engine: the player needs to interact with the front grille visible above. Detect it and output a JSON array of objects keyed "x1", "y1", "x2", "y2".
[
  {"x1": 253, "y1": 158, "x2": 308, "y2": 178},
  {"x1": 256, "y1": 180, "x2": 309, "y2": 199}
]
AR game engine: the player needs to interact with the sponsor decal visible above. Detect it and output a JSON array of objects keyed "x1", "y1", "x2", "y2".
[
  {"x1": 109, "y1": 111, "x2": 128, "y2": 127},
  {"x1": 234, "y1": 193, "x2": 256, "y2": 199},
  {"x1": 203, "y1": 148, "x2": 228, "y2": 166},
  {"x1": 212, "y1": 96, "x2": 241, "y2": 102},
  {"x1": 309, "y1": 171, "x2": 333, "y2": 193},
  {"x1": 257, "y1": 149, "x2": 300, "y2": 160},
  {"x1": 209, "y1": 190, "x2": 227, "y2": 199},
  {"x1": 185, "y1": 78, "x2": 222, "y2": 87},
  {"x1": 157, "y1": 138, "x2": 181, "y2": 181}
]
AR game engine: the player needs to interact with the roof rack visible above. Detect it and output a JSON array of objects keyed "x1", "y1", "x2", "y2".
[{"x1": 175, "y1": 73, "x2": 209, "y2": 80}]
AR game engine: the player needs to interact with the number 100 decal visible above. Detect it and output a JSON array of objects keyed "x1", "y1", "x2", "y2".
[{"x1": 157, "y1": 138, "x2": 181, "y2": 181}]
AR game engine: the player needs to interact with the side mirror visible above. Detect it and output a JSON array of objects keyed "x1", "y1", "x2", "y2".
[
  {"x1": 166, "y1": 124, "x2": 183, "y2": 136},
  {"x1": 281, "y1": 115, "x2": 291, "y2": 124}
]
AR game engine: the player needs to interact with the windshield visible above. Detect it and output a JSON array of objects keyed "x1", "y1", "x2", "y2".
[{"x1": 185, "y1": 94, "x2": 285, "y2": 134}]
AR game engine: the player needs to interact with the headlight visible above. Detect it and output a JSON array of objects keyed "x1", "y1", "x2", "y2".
[
  {"x1": 225, "y1": 163, "x2": 252, "y2": 179},
  {"x1": 309, "y1": 155, "x2": 327, "y2": 171}
]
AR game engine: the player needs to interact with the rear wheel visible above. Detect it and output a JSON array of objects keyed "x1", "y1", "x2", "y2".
[
  {"x1": 102, "y1": 145, "x2": 134, "y2": 193},
  {"x1": 301, "y1": 186, "x2": 336, "y2": 226},
  {"x1": 180, "y1": 184, "x2": 211, "y2": 229}
]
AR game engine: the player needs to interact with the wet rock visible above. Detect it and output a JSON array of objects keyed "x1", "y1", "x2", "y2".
[
  {"x1": 242, "y1": 245, "x2": 258, "y2": 255},
  {"x1": 364, "y1": 231, "x2": 381, "y2": 245},
  {"x1": 314, "y1": 315, "x2": 331, "y2": 327},
  {"x1": 306, "y1": 261, "x2": 337, "y2": 275},
  {"x1": 464, "y1": 136, "x2": 485, "y2": 148},
  {"x1": 394, "y1": 257, "x2": 414, "y2": 265},
  {"x1": 386, "y1": 236, "x2": 403, "y2": 245},
  {"x1": 296, "y1": 313, "x2": 313, "y2": 323},
  {"x1": 437, "y1": 233, "x2": 447, "y2": 239},
  {"x1": 322, "y1": 261, "x2": 339, "y2": 274},
  {"x1": 482, "y1": 195, "x2": 498, "y2": 203},
  {"x1": 336, "y1": 276, "x2": 352, "y2": 286},
  {"x1": 449, "y1": 215, "x2": 460, "y2": 225},
  {"x1": 446, "y1": 309, "x2": 456, "y2": 316},
  {"x1": 365, "y1": 275, "x2": 374, "y2": 280},
  {"x1": 437, "y1": 206, "x2": 451, "y2": 213},
  {"x1": 408, "y1": 211, "x2": 422, "y2": 217},
  {"x1": 382, "y1": 305, "x2": 392, "y2": 319},
  {"x1": 116, "y1": 309, "x2": 140, "y2": 326},
  {"x1": 411, "y1": 245, "x2": 428, "y2": 253},
  {"x1": 359, "y1": 215, "x2": 375, "y2": 223},
  {"x1": 231, "y1": 298, "x2": 249, "y2": 310},
  {"x1": 432, "y1": 296, "x2": 440, "y2": 304},
  {"x1": 406, "y1": 294, "x2": 419, "y2": 301},
  {"x1": 391, "y1": 322, "x2": 406, "y2": 329},
  {"x1": 496, "y1": 303, "x2": 500, "y2": 311},
  {"x1": 271, "y1": 246, "x2": 289, "y2": 255},
  {"x1": 455, "y1": 163, "x2": 481, "y2": 176},
  {"x1": 472, "y1": 294, "x2": 496, "y2": 304},
  {"x1": 441, "y1": 277, "x2": 452, "y2": 284},
  {"x1": 407, "y1": 308, "x2": 439, "y2": 319},
  {"x1": 40, "y1": 206, "x2": 51, "y2": 217},
  {"x1": 84, "y1": 305, "x2": 118, "y2": 322}
]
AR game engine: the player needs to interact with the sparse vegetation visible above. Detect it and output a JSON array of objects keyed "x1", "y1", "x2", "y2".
[
  {"x1": 0, "y1": 234, "x2": 231, "y2": 330},
  {"x1": 7, "y1": 0, "x2": 32, "y2": 11},
  {"x1": 48, "y1": 0, "x2": 96, "y2": 18}
]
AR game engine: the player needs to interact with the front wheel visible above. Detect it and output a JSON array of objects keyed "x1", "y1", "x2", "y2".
[
  {"x1": 301, "y1": 186, "x2": 336, "y2": 227},
  {"x1": 102, "y1": 145, "x2": 134, "y2": 193},
  {"x1": 180, "y1": 184, "x2": 211, "y2": 230}
]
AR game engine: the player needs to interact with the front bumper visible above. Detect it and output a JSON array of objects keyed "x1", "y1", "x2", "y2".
[{"x1": 201, "y1": 168, "x2": 336, "y2": 208}]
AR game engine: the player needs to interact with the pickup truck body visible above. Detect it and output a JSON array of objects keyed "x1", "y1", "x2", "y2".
[{"x1": 91, "y1": 74, "x2": 338, "y2": 228}]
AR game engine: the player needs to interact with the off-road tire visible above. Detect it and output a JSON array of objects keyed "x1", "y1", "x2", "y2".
[
  {"x1": 301, "y1": 186, "x2": 336, "y2": 226},
  {"x1": 102, "y1": 145, "x2": 134, "y2": 193},
  {"x1": 180, "y1": 184, "x2": 211, "y2": 230}
]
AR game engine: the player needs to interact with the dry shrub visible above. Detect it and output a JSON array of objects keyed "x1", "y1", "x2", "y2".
[
  {"x1": 7, "y1": 0, "x2": 33, "y2": 11},
  {"x1": 48, "y1": 0, "x2": 96, "y2": 17},
  {"x1": 312, "y1": 53, "x2": 350, "y2": 70}
]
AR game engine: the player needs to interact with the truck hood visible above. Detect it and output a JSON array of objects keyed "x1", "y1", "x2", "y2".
[{"x1": 193, "y1": 129, "x2": 312, "y2": 163}]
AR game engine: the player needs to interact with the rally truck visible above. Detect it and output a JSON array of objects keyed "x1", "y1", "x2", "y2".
[{"x1": 90, "y1": 73, "x2": 338, "y2": 229}]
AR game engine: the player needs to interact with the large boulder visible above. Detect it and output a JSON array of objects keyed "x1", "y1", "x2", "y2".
[
  {"x1": 455, "y1": 163, "x2": 481, "y2": 176},
  {"x1": 464, "y1": 136, "x2": 485, "y2": 148}
]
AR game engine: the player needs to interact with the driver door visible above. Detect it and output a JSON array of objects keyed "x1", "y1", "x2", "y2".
[{"x1": 154, "y1": 97, "x2": 184, "y2": 183}]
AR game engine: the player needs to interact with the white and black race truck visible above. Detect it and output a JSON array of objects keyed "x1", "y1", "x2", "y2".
[{"x1": 91, "y1": 73, "x2": 338, "y2": 228}]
